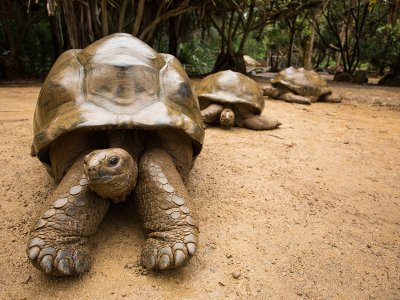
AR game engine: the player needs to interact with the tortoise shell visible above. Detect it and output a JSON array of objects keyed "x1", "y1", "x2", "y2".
[
  {"x1": 271, "y1": 67, "x2": 331, "y2": 97},
  {"x1": 195, "y1": 70, "x2": 265, "y2": 114},
  {"x1": 32, "y1": 33, "x2": 204, "y2": 161}
]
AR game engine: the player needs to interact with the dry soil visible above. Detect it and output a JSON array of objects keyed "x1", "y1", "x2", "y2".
[{"x1": 0, "y1": 77, "x2": 399, "y2": 299}]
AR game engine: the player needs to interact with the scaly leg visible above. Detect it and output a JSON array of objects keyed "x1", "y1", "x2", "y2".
[
  {"x1": 201, "y1": 103, "x2": 224, "y2": 124},
  {"x1": 320, "y1": 93, "x2": 342, "y2": 103},
  {"x1": 279, "y1": 92, "x2": 312, "y2": 105},
  {"x1": 238, "y1": 113, "x2": 282, "y2": 130},
  {"x1": 26, "y1": 155, "x2": 110, "y2": 276},
  {"x1": 136, "y1": 148, "x2": 199, "y2": 270}
]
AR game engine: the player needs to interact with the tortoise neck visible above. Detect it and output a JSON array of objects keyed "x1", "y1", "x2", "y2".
[
  {"x1": 107, "y1": 129, "x2": 127, "y2": 148},
  {"x1": 107, "y1": 130, "x2": 143, "y2": 162}
]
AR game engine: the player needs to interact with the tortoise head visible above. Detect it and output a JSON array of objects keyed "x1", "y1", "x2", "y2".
[
  {"x1": 220, "y1": 108, "x2": 235, "y2": 129},
  {"x1": 84, "y1": 148, "x2": 137, "y2": 203}
]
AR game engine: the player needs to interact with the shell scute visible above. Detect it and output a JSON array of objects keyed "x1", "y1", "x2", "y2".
[
  {"x1": 32, "y1": 33, "x2": 204, "y2": 161},
  {"x1": 271, "y1": 67, "x2": 331, "y2": 97},
  {"x1": 195, "y1": 70, "x2": 264, "y2": 114}
]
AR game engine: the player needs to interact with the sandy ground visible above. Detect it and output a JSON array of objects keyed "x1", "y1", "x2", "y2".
[{"x1": 0, "y1": 77, "x2": 399, "y2": 300}]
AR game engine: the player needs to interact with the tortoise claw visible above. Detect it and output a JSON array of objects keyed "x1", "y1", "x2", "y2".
[
  {"x1": 27, "y1": 237, "x2": 91, "y2": 276},
  {"x1": 27, "y1": 246, "x2": 40, "y2": 260},
  {"x1": 40, "y1": 255, "x2": 53, "y2": 274},
  {"x1": 57, "y1": 259, "x2": 72, "y2": 275},
  {"x1": 140, "y1": 230, "x2": 198, "y2": 270}
]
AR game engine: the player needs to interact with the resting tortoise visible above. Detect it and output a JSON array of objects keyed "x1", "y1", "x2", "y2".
[
  {"x1": 195, "y1": 70, "x2": 281, "y2": 130},
  {"x1": 27, "y1": 33, "x2": 204, "y2": 276},
  {"x1": 262, "y1": 67, "x2": 342, "y2": 105}
]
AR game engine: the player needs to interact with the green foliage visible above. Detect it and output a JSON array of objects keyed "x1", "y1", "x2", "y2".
[
  {"x1": 177, "y1": 31, "x2": 219, "y2": 74},
  {"x1": 243, "y1": 36, "x2": 268, "y2": 60},
  {"x1": 362, "y1": 21, "x2": 400, "y2": 74},
  {"x1": 0, "y1": 1, "x2": 53, "y2": 78},
  {"x1": 264, "y1": 24, "x2": 290, "y2": 52},
  {"x1": 20, "y1": 19, "x2": 56, "y2": 75}
]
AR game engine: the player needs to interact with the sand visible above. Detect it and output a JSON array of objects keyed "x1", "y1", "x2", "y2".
[{"x1": 0, "y1": 77, "x2": 399, "y2": 299}]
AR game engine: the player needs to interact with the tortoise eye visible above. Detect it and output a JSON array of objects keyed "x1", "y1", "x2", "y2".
[{"x1": 108, "y1": 156, "x2": 120, "y2": 167}]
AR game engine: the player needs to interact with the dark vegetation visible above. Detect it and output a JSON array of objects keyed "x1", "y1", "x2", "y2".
[{"x1": 0, "y1": 0, "x2": 399, "y2": 79}]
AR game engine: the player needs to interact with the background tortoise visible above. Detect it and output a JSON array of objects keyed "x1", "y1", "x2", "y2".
[
  {"x1": 196, "y1": 70, "x2": 281, "y2": 130},
  {"x1": 262, "y1": 67, "x2": 342, "y2": 105},
  {"x1": 27, "y1": 33, "x2": 204, "y2": 276}
]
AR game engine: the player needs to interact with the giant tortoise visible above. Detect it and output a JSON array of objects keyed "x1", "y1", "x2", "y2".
[
  {"x1": 196, "y1": 70, "x2": 281, "y2": 130},
  {"x1": 27, "y1": 33, "x2": 204, "y2": 276},
  {"x1": 262, "y1": 67, "x2": 342, "y2": 105}
]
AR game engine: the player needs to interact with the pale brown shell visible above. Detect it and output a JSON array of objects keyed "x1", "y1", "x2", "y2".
[
  {"x1": 195, "y1": 70, "x2": 264, "y2": 114},
  {"x1": 271, "y1": 67, "x2": 331, "y2": 97},
  {"x1": 33, "y1": 33, "x2": 204, "y2": 160}
]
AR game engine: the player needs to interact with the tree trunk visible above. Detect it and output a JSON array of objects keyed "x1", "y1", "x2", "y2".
[
  {"x1": 286, "y1": 15, "x2": 298, "y2": 68},
  {"x1": 101, "y1": 0, "x2": 109, "y2": 36},
  {"x1": 212, "y1": 52, "x2": 246, "y2": 74},
  {"x1": 48, "y1": 14, "x2": 64, "y2": 57},
  {"x1": 303, "y1": 21, "x2": 316, "y2": 70},
  {"x1": 132, "y1": 0, "x2": 145, "y2": 36},
  {"x1": 117, "y1": 0, "x2": 129, "y2": 32},
  {"x1": 168, "y1": 17, "x2": 178, "y2": 56},
  {"x1": 388, "y1": 0, "x2": 400, "y2": 25},
  {"x1": 335, "y1": 24, "x2": 346, "y2": 69},
  {"x1": 314, "y1": 48, "x2": 326, "y2": 69},
  {"x1": 325, "y1": 51, "x2": 331, "y2": 68}
]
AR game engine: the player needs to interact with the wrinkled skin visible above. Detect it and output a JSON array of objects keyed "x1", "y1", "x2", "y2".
[
  {"x1": 27, "y1": 154, "x2": 110, "y2": 276},
  {"x1": 27, "y1": 131, "x2": 199, "y2": 275}
]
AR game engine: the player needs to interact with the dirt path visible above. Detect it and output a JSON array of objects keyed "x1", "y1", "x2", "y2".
[{"x1": 0, "y1": 79, "x2": 399, "y2": 299}]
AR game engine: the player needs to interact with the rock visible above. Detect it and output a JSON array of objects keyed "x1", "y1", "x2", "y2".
[
  {"x1": 353, "y1": 70, "x2": 368, "y2": 84},
  {"x1": 232, "y1": 271, "x2": 241, "y2": 279},
  {"x1": 378, "y1": 75, "x2": 400, "y2": 87},
  {"x1": 284, "y1": 142, "x2": 295, "y2": 148},
  {"x1": 124, "y1": 263, "x2": 135, "y2": 269},
  {"x1": 244, "y1": 55, "x2": 264, "y2": 67},
  {"x1": 141, "y1": 269, "x2": 149, "y2": 275},
  {"x1": 21, "y1": 275, "x2": 31, "y2": 284},
  {"x1": 334, "y1": 72, "x2": 353, "y2": 82}
]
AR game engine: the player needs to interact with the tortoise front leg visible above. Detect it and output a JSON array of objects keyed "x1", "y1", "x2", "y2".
[
  {"x1": 136, "y1": 148, "x2": 199, "y2": 270},
  {"x1": 279, "y1": 92, "x2": 312, "y2": 105},
  {"x1": 262, "y1": 83, "x2": 280, "y2": 98},
  {"x1": 320, "y1": 93, "x2": 342, "y2": 103},
  {"x1": 237, "y1": 113, "x2": 282, "y2": 130},
  {"x1": 201, "y1": 103, "x2": 224, "y2": 124},
  {"x1": 26, "y1": 155, "x2": 110, "y2": 276}
]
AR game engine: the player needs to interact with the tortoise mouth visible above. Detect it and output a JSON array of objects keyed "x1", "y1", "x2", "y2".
[
  {"x1": 86, "y1": 174, "x2": 113, "y2": 183},
  {"x1": 87, "y1": 172, "x2": 137, "y2": 202}
]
